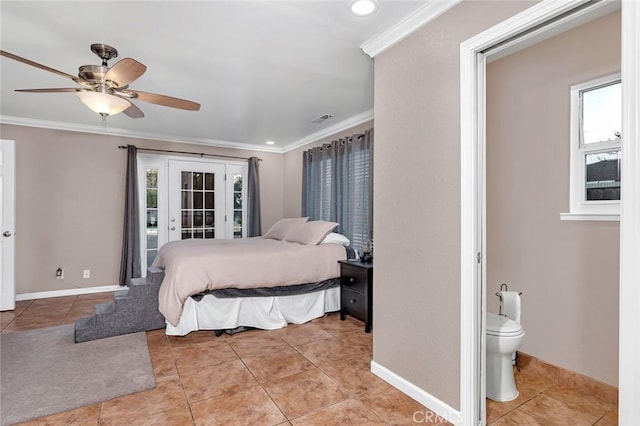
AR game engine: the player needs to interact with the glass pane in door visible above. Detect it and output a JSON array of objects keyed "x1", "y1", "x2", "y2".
[
  {"x1": 205, "y1": 173, "x2": 215, "y2": 190},
  {"x1": 181, "y1": 172, "x2": 192, "y2": 189},
  {"x1": 205, "y1": 192, "x2": 214, "y2": 209},
  {"x1": 193, "y1": 173, "x2": 203, "y2": 190}
]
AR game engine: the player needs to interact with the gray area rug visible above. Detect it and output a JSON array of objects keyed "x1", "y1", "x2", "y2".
[{"x1": 0, "y1": 324, "x2": 156, "y2": 425}]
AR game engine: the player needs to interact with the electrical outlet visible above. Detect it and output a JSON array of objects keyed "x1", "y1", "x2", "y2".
[
  {"x1": 56, "y1": 268, "x2": 64, "y2": 280},
  {"x1": 83, "y1": 269, "x2": 91, "y2": 279}
]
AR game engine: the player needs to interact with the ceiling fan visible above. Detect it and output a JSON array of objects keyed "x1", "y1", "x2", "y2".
[{"x1": 0, "y1": 43, "x2": 201, "y2": 118}]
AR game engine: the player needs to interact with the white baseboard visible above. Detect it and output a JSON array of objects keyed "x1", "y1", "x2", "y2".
[
  {"x1": 371, "y1": 360, "x2": 462, "y2": 426},
  {"x1": 16, "y1": 285, "x2": 121, "y2": 301}
]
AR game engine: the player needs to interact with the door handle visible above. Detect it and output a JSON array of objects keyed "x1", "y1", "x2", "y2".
[
  {"x1": 170, "y1": 227, "x2": 176, "y2": 231},
  {"x1": 3, "y1": 231, "x2": 12, "y2": 237}
]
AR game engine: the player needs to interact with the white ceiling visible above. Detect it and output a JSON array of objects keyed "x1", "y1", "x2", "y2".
[{"x1": 0, "y1": 1, "x2": 424, "y2": 152}]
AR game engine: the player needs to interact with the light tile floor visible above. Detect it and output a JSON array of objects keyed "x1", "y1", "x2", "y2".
[{"x1": 1, "y1": 294, "x2": 618, "y2": 425}]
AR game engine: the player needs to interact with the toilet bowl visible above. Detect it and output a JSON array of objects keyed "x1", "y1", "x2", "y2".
[{"x1": 486, "y1": 312, "x2": 525, "y2": 402}]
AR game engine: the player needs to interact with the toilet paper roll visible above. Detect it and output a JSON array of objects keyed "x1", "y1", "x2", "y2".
[{"x1": 498, "y1": 291, "x2": 521, "y2": 323}]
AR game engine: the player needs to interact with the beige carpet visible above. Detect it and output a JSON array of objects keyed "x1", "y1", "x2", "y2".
[{"x1": 0, "y1": 324, "x2": 156, "y2": 425}]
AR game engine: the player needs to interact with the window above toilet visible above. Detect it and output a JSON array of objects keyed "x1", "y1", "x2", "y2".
[{"x1": 561, "y1": 73, "x2": 621, "y2": 222}]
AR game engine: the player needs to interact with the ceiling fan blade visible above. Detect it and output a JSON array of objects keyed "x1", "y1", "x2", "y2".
[
  {"x1": 131, "y1": 90, "x2": 201, "y2": 111},
  {"x1": 123, "y1": 101, "x2": 144, "y2": 119},
  {"x1": 0, "y1": 50, "x2": 79, "y2": 82},
  {"x1": 104, "y1": 58, "x2": 146, "y2": 88},
  {"x1": 15, "y1": 88, "x2": 85, "y2": 93}
]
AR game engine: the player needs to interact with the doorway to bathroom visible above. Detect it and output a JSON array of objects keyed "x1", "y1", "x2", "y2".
[
  {"x1": 484, "y1": 5, "x2": 621, "y2": 420},
  {"x1": 459, "y1": 1, "x2": 639, "y2": 425}
]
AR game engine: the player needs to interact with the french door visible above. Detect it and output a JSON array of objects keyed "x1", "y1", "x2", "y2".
[
  {"x1": 168, "y1": 160, "x2": 226, "y2": 241},
  {"x1": 139, "y1": 156, "x2": 247, "y2": 274}
]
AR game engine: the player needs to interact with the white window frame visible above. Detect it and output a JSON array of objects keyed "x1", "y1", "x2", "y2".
[
  {"x1": 563, "y1": 72, "x2": 621, "y2": 221},
  {"x1": 137, "y1": 155, "x2": 169, "y2": 275},
  {"x1": 226, "y1": 163, "x2": 248, "y2": 239}
]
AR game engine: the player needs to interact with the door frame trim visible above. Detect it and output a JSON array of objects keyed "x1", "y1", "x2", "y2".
[{"x1": 459, "y1": 1, "x2": 637, "y2": 424}]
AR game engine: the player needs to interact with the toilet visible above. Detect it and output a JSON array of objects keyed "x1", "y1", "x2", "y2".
[{"x1": 486, "y1": 304, "x2": 525, "y2": 402}]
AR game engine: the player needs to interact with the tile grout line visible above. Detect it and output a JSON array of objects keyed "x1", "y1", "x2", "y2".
[
  {"x1": 61, "y1": 295, "x2": 80, "y2": 325},
  {"x1": 165, "y1": 334, "x2": 196, "y2": 425},
  {"x1": 0, "y1": 300, "x2": 34, "y2": 333},
  {"x1": 235, "y1": 334, "x2": 310, "y2": 423}
]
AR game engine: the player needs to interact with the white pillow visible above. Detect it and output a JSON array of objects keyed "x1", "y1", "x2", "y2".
[
  {"x1": 285, "y1": 220, "x2": 338, "y2": 245},
  {"x1": 262, "y1": 217, "x2": 308, "y2": 240},
  {"x1": 320, "y1": 232, "x2": 350, "y2": 246}
]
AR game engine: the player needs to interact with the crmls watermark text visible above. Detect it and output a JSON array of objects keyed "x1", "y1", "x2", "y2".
[{"x1": 413, "y1": 410, "x2": 448, "y2": 423}]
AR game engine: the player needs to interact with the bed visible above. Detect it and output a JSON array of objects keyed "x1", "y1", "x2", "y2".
[{"x1": 152, "y1": 218, "x2": 355, "y2": 336}]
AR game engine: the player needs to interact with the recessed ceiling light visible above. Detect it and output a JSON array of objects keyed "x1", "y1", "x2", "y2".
[
  {"x1": 266, "y1": 141, "x2": 275, "y2": 145},
  {"x1": 351, "y1": 0, "x2": 377, "y2": 16}
]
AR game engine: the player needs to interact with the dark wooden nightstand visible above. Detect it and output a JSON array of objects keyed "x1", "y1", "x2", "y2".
[{"x1": 338, "y1": 260, "x2": 373, "y2": 333}]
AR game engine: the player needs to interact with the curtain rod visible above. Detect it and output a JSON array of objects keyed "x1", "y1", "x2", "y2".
[
  {"x1": 309, "y1": 133, "x2": 366, "y2": 151},
  {"x1": 118, "y1": 145, "x2": 262, "y2": 161}
]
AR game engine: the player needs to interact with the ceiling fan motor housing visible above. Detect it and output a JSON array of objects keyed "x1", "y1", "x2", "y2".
[{"x1": 78, "y1": 65, "x2": 108, "y2": 86}]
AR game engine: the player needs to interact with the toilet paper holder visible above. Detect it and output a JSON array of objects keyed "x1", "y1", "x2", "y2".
[
  {"x1": 495, "y1": 282, "x2": 522, "y2": 299},
  {"x1": 496, "y1": 283, "x2": 522, "y2": 317}
]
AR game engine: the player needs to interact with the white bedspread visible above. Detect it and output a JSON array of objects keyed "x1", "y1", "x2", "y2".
[{"x1": 154, "y1": 237, "x2": 346, "y2": 326}]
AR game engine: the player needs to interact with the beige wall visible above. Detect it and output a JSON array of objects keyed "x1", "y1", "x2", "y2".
[
  {"x1": 282, "y1": 120, "x2": 374, "y2": 218},
  {"x1": 373, "y1": 0, "x2": 536, "y2": 410},
  {"x1": 1, "y1": 124, "x2": 284, "y2": 294},
  {"x1": 486, "y1": 11, "x2": 620, "y2": 386}
]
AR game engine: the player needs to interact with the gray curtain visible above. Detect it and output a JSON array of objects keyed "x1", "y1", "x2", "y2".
[
  {"x1": 247, "y1": 156, "x2": 262, "y2": 237},
  {"x1": 119, "y1": 145, "x2": 141, "y2": 286},
  {"x1": 302, "y1": 128, "x2": 373, "y2": 252}
]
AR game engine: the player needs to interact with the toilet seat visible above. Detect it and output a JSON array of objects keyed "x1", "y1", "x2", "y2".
[{"x1": 486, "y1": 312, "x2": 523, "y2": 337}]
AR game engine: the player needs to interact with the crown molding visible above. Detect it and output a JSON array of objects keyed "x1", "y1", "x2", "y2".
[
  {"x1": 361, "y1": 0, "x2": 462, "y2": 58},
  {"x1": 0, "y1": 115, "x2": 283, "y2": 153},
  {"x1": 282, "y1": 109, "x2": 374, "y2": 153},
  {"x1": 1, "y1": 109, "x2": 374, "y2": 155}
]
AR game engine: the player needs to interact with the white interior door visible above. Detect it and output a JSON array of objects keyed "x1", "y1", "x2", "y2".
[
  {"x1": 0, "y1": 140, "x2": 16, "y2": 311},
  {"x1": 168, "y1": 160, "x2": 226, "y2": 241}
]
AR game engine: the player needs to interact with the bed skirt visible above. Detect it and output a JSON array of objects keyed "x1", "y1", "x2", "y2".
[{"x1": 165, "y1": 286, "x2": 340, "y2": 336}]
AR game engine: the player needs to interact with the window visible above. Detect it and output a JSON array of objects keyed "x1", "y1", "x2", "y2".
[
  {"x1": 346, "y1": 148, "x2": 372, "y2": 252},
  {"x1": 145, "y1": 168, "x2": 160, "y2": 267},
  {"x1": 232, "y1": 174, "x2": 244, "y2": 238},
  {"x1": 565, "y1": 73, "x2": 621, "y2": 220},
  {"x1": 302, "y1": 132, "x2": 373, "y2": 254},
  {"x1": 227, "y1": 164, "x2": 247, "y2": 239},
  {"x1": 138, "y1": 156, "x2": 167, "y2": 273}
]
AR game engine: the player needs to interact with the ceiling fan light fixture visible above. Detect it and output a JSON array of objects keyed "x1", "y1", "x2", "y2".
[
  {"x1": 76, "y1": 91, "x2": 130, "y2": 116},
  {"x1": 351, "y1": 0, "x2": 377, "y2": 16}
]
